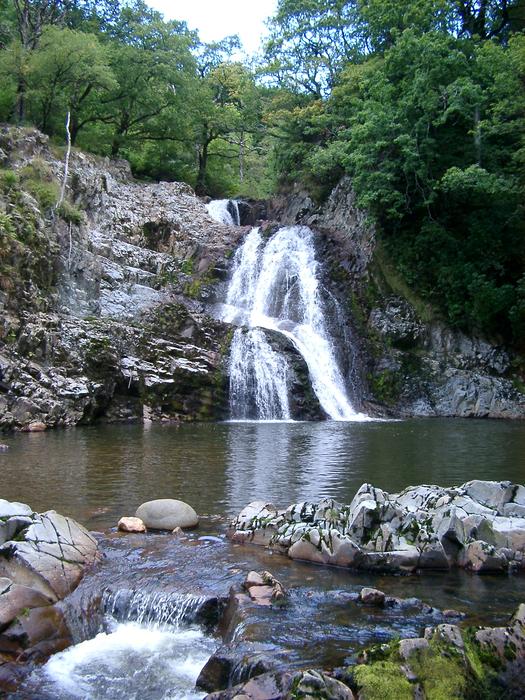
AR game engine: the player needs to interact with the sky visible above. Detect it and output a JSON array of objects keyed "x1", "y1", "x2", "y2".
[{"x1": 146, "y1": 0, "x2": 278, "y2": 55}]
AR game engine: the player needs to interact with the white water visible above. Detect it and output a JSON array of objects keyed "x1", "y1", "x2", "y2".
[
  {"x1": 230, "y1": 328, "x2": 291, "y2": 420},
  {"x1": 38, "y1": 622, "x2": 213, "y2": 700},
  {"x1": 22, "y1": 592, "x2": 216, "y2": 700},
  {"x1": 220, "y1": 226, "x2": 369, "y2": 421},
  {"x1": 206, "y1": 198, "x2": 240, "y2": 226}
]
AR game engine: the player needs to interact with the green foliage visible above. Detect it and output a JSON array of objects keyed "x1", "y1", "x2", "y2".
[
  {"x1": 24, "y1": 179, "x2": 59, "y2": 210},
  {"x1": 0, "y1": 168, "x2": 19, "y2": 192},
  {"x1": 57, "y1": 200, "x2": 84, "y2": 225},
  {"x1": 271, "y1": 25, "x2": 524, "y2": 343}
]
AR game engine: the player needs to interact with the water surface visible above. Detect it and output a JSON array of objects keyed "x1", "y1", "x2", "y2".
[{"x1": 1, "y1": 419, "x2": 524, "y2": 529}]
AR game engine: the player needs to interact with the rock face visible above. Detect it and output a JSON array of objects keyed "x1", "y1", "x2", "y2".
[
  {"x1": 0, "y1": 125, "x2": 522, "y2": 426},
  {"x1": 135, "y1": 499, "x2": 199, "y2": 529},
  {"x1": 231, "y1": 480, "x2": 525, "y2": 574},
  {"x1": 0, "y1": 499, "x2": 98, "y2": 666},
  {"x1": 0, "y1": 126, "x2": 239, "y2": 431},
  {"x1": 269, "y1": 178, "x2": 524, "y2": 420}
]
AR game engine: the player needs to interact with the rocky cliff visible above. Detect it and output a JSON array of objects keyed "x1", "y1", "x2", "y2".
[
  {"x1": 0, "y1": 126, "x2": 242, "y2": 431},
  {"x1": 0, "y1": 126, "x2": 523, "y2": 431},
  {"x1": 270, "y1": 178, "x2": 525, "y2": 419}
]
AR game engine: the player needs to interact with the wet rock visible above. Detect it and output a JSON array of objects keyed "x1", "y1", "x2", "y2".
[
  {"x1": 204, "y1": 669, "x2": 352, "y2": 700},
  {"x1": 358, "y1": 587, "x2": 385, "y2": 606},
  {"x1": 2, "y1": 604, "x2": 71, "y2": 660},
  {"x1": 117, "y1": 516, "x2": 146, "y2": 533},
  {"x1": 243, "y1": 571, "x2": 286, "y2": 606},
  {"x1": 197, "y1": 643, "x2": 275, "y2": 692},
  {"x1": 23, "y1": 421, "x2": 47, "y2": 432},
  {"x1": 0, "y1": 582, "x2": 54, "y2": 629},
  {"x1": 0, "y1": 444, "x2": 9, "y2": 452},
  {"x1": 135, "y1": 499, "x2": 198, "y2": 530},
  {"x1": 231, "y1": 480, "x2": 525, "y2": 574}
]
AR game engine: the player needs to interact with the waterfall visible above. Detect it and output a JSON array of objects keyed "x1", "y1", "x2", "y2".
[
  {"x1": 219, "y1": 226, "x2": 369, "y2": 422},
  {"x1": 229, "y1": 328, "x2": 291, "y2": 420},
  {"x1": 206, "y1": 199, "x2": 240, "y2": 226}
]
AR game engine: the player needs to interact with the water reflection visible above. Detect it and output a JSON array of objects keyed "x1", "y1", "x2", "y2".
[{"x1": 0, "y1": 419, "x2": 523, "y2": 528}]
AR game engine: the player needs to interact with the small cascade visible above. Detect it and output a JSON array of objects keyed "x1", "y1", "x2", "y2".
[
  {"x1": 22, "y1": 588, "x2": 217, "y2": 700},
  {"x1": 206, "y1": 198, "x2": 240, "y2": 226},
  {"x1": 102, "y1": 589, "x2": 209, "y2": 628},
  {"x1": 219, "y1": 226, "x2": 368, "y2": 421}
]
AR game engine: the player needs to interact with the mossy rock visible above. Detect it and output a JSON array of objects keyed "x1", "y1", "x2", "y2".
[{"x1": 353, "y1": 661, "x2": 413, "y2": 700}]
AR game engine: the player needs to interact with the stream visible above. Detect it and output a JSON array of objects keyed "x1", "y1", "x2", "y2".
[{"x1": 2, "y1": 419, "x2": 524, "y2": 699}]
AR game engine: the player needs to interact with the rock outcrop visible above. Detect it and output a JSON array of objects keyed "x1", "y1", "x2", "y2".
[
  {"x1": 0, "y1": 499, "x2": 98, "y2": 668},
  {"x1": 230, "y1": 480, "x2": 525, "y2": 574},
  {"x1": 0, "y1": 125, "x2": 240, "y2": 431},
  {"x1": 351, "y1": 604, "x2": 525, "y2": 700},
  {"x1": 269, "y1": 178, "x2": 524, "y2": 419}
]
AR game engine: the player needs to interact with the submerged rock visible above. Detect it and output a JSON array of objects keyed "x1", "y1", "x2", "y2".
[
  {"x1": 135, "y1": 498, "x2": 198, "y2": 530},
  {"x1": 231, "y1": 480, "x2": 525, "y2": 574},
  {"x1": 243, "y1": 570, "x2": 286, "y2": 606}
]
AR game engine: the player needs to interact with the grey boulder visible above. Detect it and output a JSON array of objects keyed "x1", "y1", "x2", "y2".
[{"x1": 135, "y1": 499, "x2": 198, "y2": 530}]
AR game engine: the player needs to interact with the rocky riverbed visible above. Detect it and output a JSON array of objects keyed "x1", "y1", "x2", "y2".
[{"x1": 0, "y1": 483, "x2": 524, "y2": 699}]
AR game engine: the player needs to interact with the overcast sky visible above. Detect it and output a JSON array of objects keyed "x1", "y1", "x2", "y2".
[{"x1": 146, "y1": 0, "x2": 278, "y2": 55}]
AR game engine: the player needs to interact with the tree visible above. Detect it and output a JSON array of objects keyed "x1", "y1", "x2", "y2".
[
  {"x1": 264, "y1": 0, "x2": 363, "y2": 97},
  {"x1": 189, "y1": 59, "x2": 262, "y2": 194},
  {"x1": 27, "y1": 25, "x2": 115, "y2": 141}
]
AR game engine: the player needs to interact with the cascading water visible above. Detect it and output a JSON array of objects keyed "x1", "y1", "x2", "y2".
[
  {"x1": 219, "y1": 226, "x2": 369, "y2": 422},
  {"x1": 206, "y1": 198, "x2": 240, "y2": 226},
  {"x1": 20, "y1": 590, "x2": 217, "y2": 700}
]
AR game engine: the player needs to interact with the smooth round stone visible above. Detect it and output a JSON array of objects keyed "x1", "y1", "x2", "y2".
[{"x1": 135, "y1": 499, "x2": 199, "y2": 530}]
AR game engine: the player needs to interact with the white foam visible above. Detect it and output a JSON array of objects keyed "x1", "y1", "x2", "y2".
[{"x1": 38, "y1": 621, "x2": 214, "y2": 700}]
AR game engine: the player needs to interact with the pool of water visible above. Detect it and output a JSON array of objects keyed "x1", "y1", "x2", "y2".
[
  {"x1": 3, "y1": 418, "x2": 524, "y2": 699},
  {"x1": 1, "y1": 419, "x2": 524, "y2": 529}
]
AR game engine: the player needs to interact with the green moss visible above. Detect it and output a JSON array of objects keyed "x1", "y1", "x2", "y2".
[
  {"x1": 410, "y1": 645, "x2": 466, "y2": 699},
  {"x1": 184, "y1": 273, "x2": 215, "y2": 299},
  {"x1": 372, "y1": 242, "x2": 434, "y2": 324},
  {"x1": 368, "y1": 369, "x2": 401, "y2": 406},
  {"x1": 353, "y1": 661, "x2": 413, "y2": 700}
]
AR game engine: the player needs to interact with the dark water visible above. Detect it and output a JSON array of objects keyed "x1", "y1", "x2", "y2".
[{"x1": 1, "y1": 419, "x2": 524, "y2": 529}]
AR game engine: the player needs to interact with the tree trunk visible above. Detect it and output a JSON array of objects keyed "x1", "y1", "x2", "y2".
[
  {"x1": 239, "y1": 131, "x2": 244, "y2": 183},
  {"x1": 195, "y1": 141, "x2": 209, "y2": 195}
]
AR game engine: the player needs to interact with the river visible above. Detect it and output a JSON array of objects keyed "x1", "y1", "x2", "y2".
[{"x1": 2, "y1": 418, "x2": 524, "y2": 699}]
